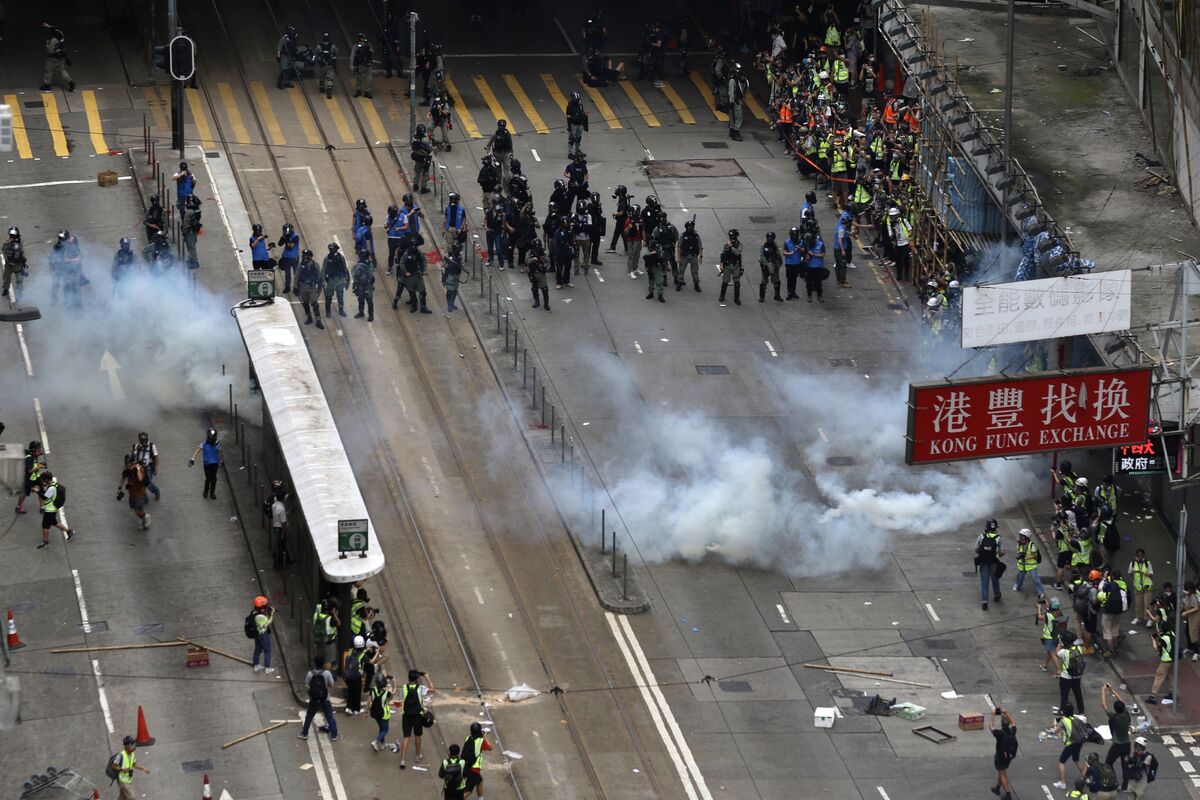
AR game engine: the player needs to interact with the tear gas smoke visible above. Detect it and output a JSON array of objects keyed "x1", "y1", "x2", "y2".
[
  {"x1": 551, "y1": 362, "x2": 1041, "y2": 576},
  {"x1": 12, "y1": 242, "x2": 241, "y2": 429}
]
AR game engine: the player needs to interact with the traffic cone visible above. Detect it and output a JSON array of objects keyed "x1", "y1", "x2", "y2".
[
  {"x1": 202, "y1": 773, "x2": 212, "y2": 799},
  {"x1": 6, "y1": 609, "x2": 24, "y2": 650},
  {"x1": 134, "y1": 705, "x2": 156, "y2": 746}
]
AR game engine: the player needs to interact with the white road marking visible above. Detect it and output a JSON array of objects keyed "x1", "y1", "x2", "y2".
[
  {"x1": 1191, "y1": 745, "x2": 1200, "y2": 756},
  {"x1": 633, "y1": 340, "x2": 643, "y2": 354},
  {"x1": 474, "y1": 586, "x2": 486, "y2": 605},
  {"x1": 1164, "y1": 735, "x2": 1178, "y2": 744},
  {"x1": 71, "y1": 570, "x2": 92, "y2": 631},
  {"x1": 925, "y1": 603, "x2": 941, "y2": 622},
  {"x1": 877, "y1": 788, "x2": 891, "y2": 800},
  {"x1": 15, "y1": 323, "x2": 33, "y2": 376},
  {"x1": 764, "y1": 340, "x2": 777, "y2": 357},
  {"x1": 531, "y1": 149, "x2": 541, "y2": 162},
  {"x1": 194, "y1": 146, "x2": 248, "y2": 279},
  {"x1": 92, "y1": 659, "x2": 114, "y2": 733},
  {"x1": 1171, "y1": 746, "x2": 1185, "y2": 758},
  {"x1": 596, "y1": 272, "x2": 604, "y2": 283},
  {"x1": 421, "y1": 455, "x2": 441, "y2": 497},
  {"x1": 776, "y1": 604, "x2": 790, "y2": 624},
  {"x1": 33, "y1": 397, "x2": 49, "y2": 454},
  {"x1": 282, "y1": 166, "x2": 328, "y2": 214},
  {"x1": 817, "y1": 427, "x2": 829, "y2": 443},
  {"x1": 302, "y1": 712, "x2": 334, "y2": 800},
  {"x1": 644, "y1": 148, "x2": 654, "y2": 161},
  {"x1": 1181, "y1": 760, "x2": 1195, "y2": 773},
  {"x1": 316, "y1": 727, "x2": 350, "y2": 800},
  {"x1": 369, "y1": 325, "x2": 383, "y2": 355},
  {"x1": 0, "y1": 176, "x2": 132, "y2": 190},
  {"x1": 1040, "y1": 786, "x2": 1054, "y2": 800},
  {"x1": 552, "y1": 17, "x2": 578, "y2": 54},
  {"x1": 606, "y1": 613, "x2": 702, "y2": 800},
  {"x1": 1185, "y1": 733, "x2": 1197, "y2": 744}
]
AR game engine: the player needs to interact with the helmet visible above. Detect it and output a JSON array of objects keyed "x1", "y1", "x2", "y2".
[
  {"x1": 356, "y1": 31, "x2": 367, "y2": 42},
  {"x1": 839, "y1": 211, "x2": 852, "y2": 223},
  {"x1": 252, "y1": 223, "x2": 263, "y2": 236},
  {"x1": 570, "y1": 90, "x2": 581, "y2": 101},
  {"x1": 684, "y1": 220, "x2": 694, "y2": 230},
  {"x1": 282, "y1": 223, "x2": 295, "y2": 236},
  {"x1": 286, "y1": 25, "x2": 297, "y2": 38},
  {"x1": 1075, "y1": 476, "x2": 1088, "y2": 488},
  {"x1": 321, "y1": 32, "x2": 331, "y2": 45},
  {"x1": 901, "y1": 174, "x2": 911, "y2": 182},
  {"x1": 150, "y1": 194, "x2": 160, "y2": 205},
  {"x1": 328, "y1": 242, "x2": 340, "y2": 252},
  {"x1": 301, "y1": 248, "x2": 313, "y2": 259},
  {"x1": 254, "y1": 596, "x2": 269, "y2": 608},
  {"x1": 948, "y1": 280, "x2": 960, "y2": 289},
  {"x1": 511, "y1": 159, "x2": 523, "y2": 175},
  {"x1": 927, "y1": 280, "x2": 938, "y2": 289},
  {"x1": 985, "y1": 518, "x2": 998, "y2": 531},
  {"x1": 123, "y1": 736, "x2": 136, "y2": 747},
  {"x1": 119, "y1": 237, "x2": 130, "y2": 249},
  {"x1": 179, "y1": 160, "x2": 188, "y2": 171},
  {"x1": 1049, "y1": 597, "x2": 1062, "y2": 609},
  {"x1": 6, "y1": 226, "x2": 18, "y2": 240},
  {"x1": 765, "y1": 231, "x2": 776, "y2": 242},
  {"x1": 630, "y1": 204, "x2": 641, "y2": 216},
  {"x1": 415, "y1": 123, "x2": 427, "y2": 136},
  {"x1": 727, "y1": 229, "x2": 739, "y2": 240},
  {"x1": 56, "y1": 229, "x2": 69, "y2": 241},
  {"x1": 790, "y1": 226, "x2": 800, "y2": 238},
  {"x1": 530, "y1": 239, "x2": 544, "y2": 254},
  {"x1": 805, "y1": 191, "x2": 817, "y2": 204},
  {"x1": 187, "y1": 194, "x2": 201, "y2": 209},
  {"x1": 819, "y1": 71, "x2": 829, "y2": 80},
  {"x1": 573, "y1": 151, "x2": 586, "y2": 160},
  {"x1": 353, "y1": 635, "x2": 365, "y2": 648},
  {"x1": 448, "y1": 192, "x2": 460, "y2": 204},
  {"x1": 554, "y1": 179, "x2": 566, "y2": 191},
  {"x1": 614, "y1": 185, "x2": 627, "y2": 196},
  {"x1": 387, "y1": 203, "x2": 399, "y2": 217},
  {"x1": 646, "y1": 195, "x2": 659, "y2": 207},
  {"x1": 1088, "y1": 569, "x2": 1102, "y2": 581},
  {"x1": 1018, "y1": 528, "x2": 1032, "y2": 540},
  {"x1": 547, "y1": 202, "x2": 557, "y2": 213},
  {"x1": 887, "y1": 207, "x2": 900, "y2": 216},
  {"x1": 402, "y1": 192, "x2": 414, "y2": 205},
  {"x1": 470, "y1": 722, "x2": 483, "y2": 736},
  {"x1": 497, "y1": 119, "x2": 507, "y2": 129},
  {"x1": 590, "y1": 192, "x2": 600, "y2": 203},
  {"x1": 576, "y1": 201, "x2": 587, "y2": 214}
]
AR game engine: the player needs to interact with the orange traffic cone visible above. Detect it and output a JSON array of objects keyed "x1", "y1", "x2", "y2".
[
  {"x1": 202, "y1": 773, "x2": 212, "y2": 799},
  {"x1": 6, "y1": 609, "x2": 24, "y2": 650},
  {"x1": 134, "y1": 705, "x2": 156, "y2": 746}
]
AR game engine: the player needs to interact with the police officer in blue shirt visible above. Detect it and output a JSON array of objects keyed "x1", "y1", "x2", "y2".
[
  {"x1": 385, "y1": 204, "x2": 406, "y2": 274},
  {"x1": 276, "y1": 223, "x2": 300, "y2": 294},
  {"x1": 563, "y1": 153, "x2": 589, "y2": 208},
  {"x1": 174, "y1": 162, "x2": 196, "y2": 218},
  {"x1": 833, "y1": 212, "x2": 853, "y2": 288},
  {"x1": 250, "y1": 224, "x2": 274, "y2": 270},
  {"x1": 444, "y1": 193, "x2": 467, "y2": 248},
  {"x1": 402, "y1": 194, "x2": 422, "y2": 242},
  {"x1": 354, "y1": 216, "x2": 374, "y2": 261},
  {"x1": 783, "y1": 227, "x2": 805, "y2": 300},
  {"x1": 804, "y1": 232, "x2": 827, "y2": 302}
]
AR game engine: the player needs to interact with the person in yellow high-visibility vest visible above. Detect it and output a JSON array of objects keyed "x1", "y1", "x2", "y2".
[{"x1": 114, "y1": 735, "x2": 150, "y2": 799}]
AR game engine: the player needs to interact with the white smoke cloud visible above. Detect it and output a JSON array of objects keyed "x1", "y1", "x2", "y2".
[{"x1": 553, "y1": 361, "x2": 1041, "y2": 576}]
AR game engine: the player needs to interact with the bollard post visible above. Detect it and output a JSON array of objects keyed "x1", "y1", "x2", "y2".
[
  {"x1": 496, "y1": 307, "x2": 501, "y2": 334},
  {"x1": 570, "y1": 443, "x2": 575, "y2": 468},
  {"x1": 488, "y1": 274, "x2": 493, "y2": 311},
  {"x1": 234, "y1": 403, "x2": 239, "y2": 439},
  {"x1": 561, "y1": 426, "x2": 566, "y2": 463},
  {"x1": 612, "y1": 532, "x2": 618, "y2": 577},
  {"x1": 579, "y1": 466, "x2": 585, "y2": 503},
  {"x1": 505, "y1": 313, "x2": 509, "y2": 350},
  {"x1": 513, "y1": 330, "x2": 518, "y2": 368},
  {"x1": 540, "y1": 385, "x2": 546, "y2": 420},
  {"x1": 229, "y1": 384, "x2": 233, "y2": 422},
  {"x1": 551, "y1": 404, "x2": 555, "y2": 433},
  {"x1": 623, "y1": 554, "x2": 629, "y2": 600},
  {"x1": 601, "y1": 509, "x2": 606, "y2": 552},
  {"x1": 523, "y1": 348, "x2": 528, "y2": 387},
  {"x1": 531, "y1": 367, "x2": 538, "y2": 409}
]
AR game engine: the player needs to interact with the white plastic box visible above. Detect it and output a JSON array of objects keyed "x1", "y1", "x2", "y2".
[{"x1": 814, "y1": 707, "x2": 837, "y2": 728}]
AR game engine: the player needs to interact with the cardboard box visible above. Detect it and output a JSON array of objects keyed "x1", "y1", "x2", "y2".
[
  {"x1": 892, "y1": 702, "x2": 927, "y2": 721},
  {"x1": 958, "y1": 712, "x2": 985, "y2": 731},
  {"x1": 813, "y1": 707, "x2": 836, "y2": 728},
  {"x1": 97, "y1": 170, "x2": 119, "y2": 187},
  {"x1": 185, "y1": 645, "x2": 209, "y2": 668}
]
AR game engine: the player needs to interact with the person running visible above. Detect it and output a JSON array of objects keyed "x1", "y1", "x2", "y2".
[
  {"x1": 1011, "y1": 528, "x2": 1044, "y2": 598},
  {"x1": 462, "y1": 721, "x2": 493, "y2": 798},
  {"x1": 988, "y1": 707, "x2": 1018, "y2": 800},
  {"x1": 115, "y1": 456, "x2": 151, "y2": 530},
  {"x1": 36, "y1": 471, "x2": 74, "y2": 549},
  {"x1": 1050, "y1": 703, "x2": 1085, "y2": 790},
  {"x1": 398, "y1": 669, "x2": 436, "y2": 769}
]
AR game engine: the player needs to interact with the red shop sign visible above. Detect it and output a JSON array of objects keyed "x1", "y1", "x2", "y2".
[{"x1": 906, "y1": 366, "x2": 1153, "y2": 465}]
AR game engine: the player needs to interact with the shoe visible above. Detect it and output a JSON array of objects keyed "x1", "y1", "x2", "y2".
[
  {"x1": 399, "y1": 761, "x2": 406, "y2": 770},
  {"x1": 658, "y1": 295, "x2": 665, "y2": 303},
  {"x1": 629, "y1": 273, "x2": 637, "y2": 279},
  {"x1": 695, "y1": 284, "x2": 701, "y2": 292},
  {"x1": 982, "y1": 602, "x2": 988, "y2": 610},
  {"x1": 265, "y1": 667, "x2": 275, "y2": 674},
  {"x1": 1052, "y1": 781, "x2": 1066, "y2": 790},
  {"x1": 355, "y1": 312, "x2": 364, "y2": 319},
  {"x1": 338, "y1": 309, "x2": 347, "y2": 317},
  {"x1": 154, "y1": 492, "x2": 161, "y2": 502},
  {"x1": 993, "y1": 594, "x2": 1001, "y2": 603},
  {"x1": 65, "y1": 529, "x2": 75, "y2": 541},
  {"x1": 591, "y1": 260, "x2": 602, "y2": 266},
  {"x1": 143, "y1": 515, "x2": 150, "y2": 529},
  {"x1": 991, "y1": 787, "x2": 1001, "y2": 796},
  {"x1": 305, "y1": 317, "x2": 313, "y2": 325},
  {"x1": 37, "y1": 541, "x2": 51, "y2": 550},
  {"x1": 1039, "y1": 664, "x2": 1047, "y2": 672},
  {"x1": 1145, "y1": 696, "x2": 1158, "y2": 704},
  {"x1": 14, "y1": 507, "x2": 25, "y2": 514},
  {"x1": 354, "y1": 90, "x2": 362, "y2": 97},
  {"x1": 371, "y1": 740, "x2": 381, "y2": 752},
  {"x1": 364, "y1": 92, "x2": 373, "y2": 99},
  {"x1": 1053, "y1": 582, "x2": 1064, "y2": 590},
  {"x1": 298, "y1": 733, "x2": 308, "y2": 739},
  {"x1": 318, "y1": 725, "x2": 329, "y2": 734},
  {"x1": 254, "y1": 664, "x2": 264, "y2": 672},
  {"x1": 68, "y1": 81, "x2": 76, "y2": 92},
  {"x1": 1146, "y1": 620, "x2": 1154, "y2": 628},
  {"x1": 330, "y1": 735, "x2": 341, "y2": 741},
  {"x1": 39, "y1": 84, "x2": 51, "y2": 92},
  {"x1": 315, "y1": 320, "x2": 324, "y2": 330}
]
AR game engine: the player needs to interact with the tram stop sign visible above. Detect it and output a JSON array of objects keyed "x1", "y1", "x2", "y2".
[
  {"x1": 247, "y1": 269, "x2": 276, "y2": 300},
  {"x1": 338, "y1": 519, "x2": 369, "y2": 559}
]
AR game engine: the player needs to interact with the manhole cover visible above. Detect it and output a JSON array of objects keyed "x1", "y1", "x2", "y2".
[
  {"x1": 133, "y1": 623, "x2": 165, "y2": 636},
  {"x1": 826, "y1": 456, "x2": 856, "y2": 467},
  {"x1": 924, "y1": 639, "x2": 958, "y2": 650},
  {"x1": 696, "y1": 365, "x2": 730, "y2": 375},
  {"x1": 45, "y1": 665, "x2": 77, "y2": 676},
  {"x1": 887, "y1": 302, "x2": 906, "y2": 311},
  {"x1": 829, "y1": 358, "x2": 857, "y2": 367},
  {"x1": 645, "y1": 158, "x2": 743, "y2": 178},
  {"x1": 701, "y1": 141, "x2": 730, "y2": 149},
  {"x1": 10, "y1": 600, "x2": 36, "y2": 614},
  {"x1": 24, "y1": 101, "x2": 45, "y2": 109},
  {"x1": 181, "y1": 760, "x2": 213, "y2": 773},
  {"x1": 749, "y1": 216, "x2": 776, "y2": 224},
  {"x1": 204, "y1": 151, "x2": 220, "y2": 158},
  {"x1": 82, "y1": 621, "x2": 109, "y2": 633},
  {"x1": 718, "y1": 680, "x2": 752, "y2": 692}
]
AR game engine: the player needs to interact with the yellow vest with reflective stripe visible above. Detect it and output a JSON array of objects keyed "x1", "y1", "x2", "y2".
[
  {"x1": 119, "y1": 751, "x2": 136, "y2": 784},
  {"x1": 825, "y1": 25, "x2": 841, "y2": 46},
  {"x1": 1160, "y1": 632, "x2": 1175, "y2": 662},
  {"x1": 853, "y1": 183, "x2": 871, "y2": 204},
  {"x1": 1131, "y1": 560, "x2": 1153, "y2": 592},
  {"x1": 1017, "y1": 541, "x2": 1038, "y2": 571},
  {"x1": 42, "y1": 479, "x2": 59, "y2": 513},
  {"x1": 830, "y1": 148, "x2": 847, "y2": 173},
  {"x1": 833, "y1": 60, "x2": 849, "y2": 82},
  {"x1": 1042, "y1": 609, "x2": 1059, "y2": 640}
]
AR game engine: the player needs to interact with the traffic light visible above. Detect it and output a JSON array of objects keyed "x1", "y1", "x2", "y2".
[
  {"x1": 153, "y1": 43, "x2": 170, "y2": 73},
  {"x1": 169, "y1": 35, "x2": 196, "y2": 82}
]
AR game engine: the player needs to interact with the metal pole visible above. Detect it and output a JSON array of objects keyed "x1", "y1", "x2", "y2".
[
  {"x1": 408, "y1": 13, "x2": 419, "y2": 137},
  {"x1": 601, "y1": 509, "x2": 606, "y2": 551},
  {"x1": 167, "y1": 0, "x2": 177, "y2": 44},
  {"x1": 612, "y1": 532, "x2": 617, "y2": 577},
  {"x1": 1173, "y1": 504, "x2": 1187, "y2": 706},
  {"x1": 623, "y1": 554, "x2": 628, "y2": 600},
  {"x1": 522, "y1": 348, "x2": 528, "y2": 387},
  {"x1": 513, "y1": 330, "x2": 519, "y2": 367},
  {"x1": 229, "y1": 384, "x2": 233, "y2": 421},
  {"x1": 1181, "y1": 265, "x2": 1192, "y2": 481},
  {"x1": 1001, "y1": 0, "x2": 1015, "y2": 246},
  {"x1": 561, "y1": 426, "x2": 566, "y2": 462},
  {"x1": 551, "y1": 404, "x2": 556, "y2": 434}
]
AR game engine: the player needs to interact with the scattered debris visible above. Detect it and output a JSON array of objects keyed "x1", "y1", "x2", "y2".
[
  {"x1": 913, "y1": 725, "x2": 957, "y2": 745},
  {"x1": 506, "y1": 684, "x2": 540, "y2": 703},
  {"x1": 222, "y1": 720, "x2": 292, "y2": 749}
]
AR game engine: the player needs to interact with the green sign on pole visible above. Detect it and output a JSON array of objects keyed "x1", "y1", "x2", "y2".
[
  {"x1": 338, "y1": 519, "x2": 369, "y2": 559},
  {"x1": 247, "y1": 269, "x2": 276, "y2": 301}
]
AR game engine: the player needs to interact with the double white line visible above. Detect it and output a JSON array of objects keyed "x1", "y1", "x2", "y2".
[
  {"x1": 300, "y1": 710, "x2": 349, "y2": 800},
  {"x1": 605, "y1": 612, "x2": 712, "y2": 800}
]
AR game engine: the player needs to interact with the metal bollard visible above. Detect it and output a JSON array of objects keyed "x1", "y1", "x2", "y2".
[
  {"x1": 570, "y1": 443, "x2": 575, "y2": 468},
  {"x1": 540, "y1": 385, "x2": 545, "y2": 420},
  {"x1": 229, "y1": 384, "x2": 233, "y2": 421},
  {"x1": 505, "y1": 313, "x2": 510, "y2": 350},
  {"x1": 522, "y1": 348, "x2": 528, "y2": 387},
  {"x1": 623, "y1": 554, "x2": 629, "y2": 600},
  {"x1": 550, "y1": 404, "x2": 555, "y2": 434},
  {"x1": 488, "y1": 274, "x2": 493, "y2": 311},
  {"x1": 601, "y1": 509, "x2": 606, "y2": 552},
  {"x1": 531, "y1": 367, "x2": 538, "y2": 409},
  {"x1": 513, "y1": 330, "x2": 518, "y2": 367},
  {"x1": 496, "y1": 308, "x2": 501, "y2": 334},
  {"x1": 612, "y1": 532, "x2": 618, "y2": 577},
  {"x1": 561, "y1": 426, "x2": 566, "y2": 463},
  {"x1": 234, "y1": 403, "x2": 239, "y2": 438}
]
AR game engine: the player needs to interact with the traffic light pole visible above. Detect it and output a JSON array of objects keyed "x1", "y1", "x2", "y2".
[
  {"x1": 408, "y1": 12, "x2": 418, "y2": 138},
  {"x1": 172, "y1": 80, "x2": 184, "y2": 154}
]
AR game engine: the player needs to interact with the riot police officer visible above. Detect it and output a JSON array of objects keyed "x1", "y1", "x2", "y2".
[
  {"x1": 48, "y1": 229, "x2": 69, "y2": 304},
  {"x1": 351, "y1": 248, "x2": 375, "y2": 321},
  {"x1": 487, "y1": 120, "x2": 514, "y2": 188},
  {"x1": 250, "y1": 223, "x2": 274, "y2": 270},
  {"x1": 58, "y1": 231, "x2": 84, "y2": 308},
  {"x1": 586, "y1": 192, "x2": 604, "y2": 266},
  {"x1": 411, "y1": 124, "x2": 433, "y2": 193},
  {"x1": 528, "y1": 240, "x2": 550, "y2": 311},
  {"x1": 654, "y1": 218, "x2": 680, "y2": 289},
  {"x1": 322, "y1": 241, "x2": 349, "y2": 317},
  {"x1": 677, "y1": 219, "x2": 703, "y2": 292},
  {"x1": 728, "y1": 62, "x2": 748, "y2": 141},
  {"x1": 565, "y1": 90, "x2": 588, "y2": 157},
  {"x1": 316, "y1": 33, "x2": 337, "y2": 99},
  {"x1": 564, "y1": 152, "x2": 589, "y2": 208},
  {"x1": 277, "y1": 223, "x2": 300, "y2": 294},
  {"x1": 148, "y1": 230, "x2": 173, "y2": 274},
  {"x1": 182, "y1": 195, "x2": 202, "y2": 269},
  {"x1": 441, "y1": 244, "x2": 463, "y2": 313},
  {"x1": 429, "y1": 91, "x2": 453, "y2": 151},
  {"x1": 111, "y1": 237, "x2": 135, "y2": 298},
  {"x1": 384, "y1": 204, "x2": 405, "y2": 275},
  {"x1": 379, "y1": 12, "x2": 403, "y2": 79},
  {"x1": 711, "y1": 45, "x2": 729, "y2": 111},
  {"x1": 644, "y1": 240, "x2": 667, "y2": 303},
  {"x1": 759, "y1": 231, "x2": 782, "y2": 302},
  {"x1": 2, "y1": 227, "x2": 28, "y2": 298},
  {"x1": 296, "y1": 249, "x2": 325, "y2": 328},
  {"x1": 352, "y1": 33, "x2": 373, "y2": 98},
  {"x1": 718, "y1": 229, "x2": 743, "y2": 305},
  {"x1": 508, "y1": 160, "x2": 531, "y2": 207},
  {"x1": 399, "y1": 247, "x2": 431, "y2": 314},
  {"x1": 608, "y1": 185, "x2": 630, "y2": 253},
  {"x1": 552, "y1": 212, "x2": 574, "y2": 288},
  {"x1": 40, "y1": 23, "x2": 73, "y2": 92},
  {"x1": 276, "y1": 26, "x2": 300, "y2": 89},
  {"x1": 143, "y1": 195, "x2": 165, "y2": 257}
]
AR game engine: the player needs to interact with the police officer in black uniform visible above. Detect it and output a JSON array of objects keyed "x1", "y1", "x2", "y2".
[
  {"x1": 654, "y1": 219, "x2": 680, "y2": 290},
  {"x1": 759, "y1": 231, "x2": 783, "y2": 302},
  {"x1": 2, "y1": 227, "x2": 28, "y2": 298},
  {"x1": 564, "y1": 152, "x2": 589, "y2": 208},
  {"x1": 586, "y1": 192, "x2": 604, "y2": 266},
  {"x1": 678, "y1": 219, "x2": 703, "y2": 292},
  {"x1": 111, "y1": 238, "x2": 135, "y2": 298},
  {"x1": 608, "y1": 186, "x2": 630, "y2": 253},
  {"x1": 487, "y1": 120, "x2": 514, "y2": 188},
  {"x1": 296, "y1": 248, "x2": 325, "y2": 329},
  {"x1": 566, "y1": 90, "x2": 588, "y2": 157}
]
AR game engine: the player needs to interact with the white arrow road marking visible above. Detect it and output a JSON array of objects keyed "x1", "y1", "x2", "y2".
[{"x1": 100, "y1": 350, "x2": 125, "y2": 402}]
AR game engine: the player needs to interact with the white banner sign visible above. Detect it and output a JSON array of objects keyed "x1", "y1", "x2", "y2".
[{"x1": 961, "y1": 270, "x2": 1132, "y2": 348}]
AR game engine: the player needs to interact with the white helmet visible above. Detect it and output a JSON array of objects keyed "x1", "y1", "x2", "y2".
[
  {"x1": 1075, "y1": 476, "x2": 1089, "y2": 488},
  {"x1": 948, "y1": 280, "x2": 960, "y2": 288},
  {"x1": 927, "y1": 296, "x2": 940, "y2": 308},
  {"x1": 819, "y1": 71, "x2": 829, "y2": 80},
  {"x1": 353, "y1": 635, "x2": 365, "y2": 648},
  {"x1": 1018, "y1": 528, "x2": 1032, "y2": 539}
]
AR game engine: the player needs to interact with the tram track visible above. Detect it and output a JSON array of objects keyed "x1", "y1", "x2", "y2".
[{"x1": 181, "y1": 1, "x2": 671, "y2": 797}]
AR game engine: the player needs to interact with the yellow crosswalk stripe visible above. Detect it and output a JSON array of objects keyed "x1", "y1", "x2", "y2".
[
  {"x1": 323, "y1": 96, "x2": 356, "y2": 145},
  {"x1": 249, "y1": 81, "x2": 286, "y2": 146},
  {"x1": 41, "y1": 93, "x2": 69, "y2": 157},
  {"x1": 184, "y1": 88, "x2": 216, "y2": 150},
  {"x1": 356, "y1": 97, "x2": 389, "y2": 143},
  {"x1": 745, "y1": 92, "x2": 770, "y2": 123},
  {"x1": 503, "y1": 75, "x2": 548, "y2": 134},
  {"x1": 4, "y1": 94, "x2": 33, "y2": 159},
  {"x1": 443, "y1": 78, "x2": 481, "y2": 139},
  {"x1": 689, "y1": 70, "x2": 728, "y2": 122},
  {"x1": 540, "y1": 74, "x2": 567, "y2": 113},
  {"x1": 217, "y1": 82, "x2": 251, "y2": 145},
  {"x1": 472, "y1": 75, "x2": 515, "y2": 133},
  {"x1": 660, "y1": 82, "x2": 695, "y2": 124},
  {"x1": 577, "y1": 81, "x2": 621, "y2": 129},
  {"x1": 286, "y1": 88, "x2": 321, "y2": 145},
  {"x1": 142, "y1": 86, "x2": 169, "y2": 132},
  {"x1": 617, "y1": 81, "x2": 660, "y2": 128},
  {"x1": 81, "y1": 90, "x2": 109, "y2": 154}
]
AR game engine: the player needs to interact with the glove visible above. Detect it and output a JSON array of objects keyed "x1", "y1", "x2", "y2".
[
  {"x1": 188, "y1": 459, "x2": 195, "y2": 467},
  {"x1": 116, "y1": 491, "x2": 124, "y2": 501}
]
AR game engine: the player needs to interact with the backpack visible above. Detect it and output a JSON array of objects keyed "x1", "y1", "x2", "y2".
[
  {"x1": 1103, "y1": 523, "x2": 1120, "y2": 553},
  {"x1": 1097, "y1": 763, "x2": 1118, "y2": 790},
  {"x1": 1073, "y1": 585, "x2": 1093, "y2": 616},
  {"x1": 1147, "y1": 752, "x2": 1159, "y2": 782},
  {"x1": 244, "y1": 612, "x2": 258, "y2": 639},
  {"x1": 403, "y1": 683, "x2": 422, "y2": 715},
  {"x1": 344, "y1": 650, "x2": 361, "y2": 680},
  {"x1": 52, "y1": 481, "x2": 66, "y2": 508},
  {"x1": 1000, "y1": 729, "x2": 1019, "y2": 760},
  {"x1": 1066, "y1": 647, "x2": 1086, "y2": 678},
  {"x1": 369, "y1": 689, "x2": 385, "y2": 720},
  {"x1": 1069, "y1": 717, "x2": 1098, "y2": 744},
  {"x1": 105, "y1": 753, "x2": 122, "y2": 782},
  {"x1": 308, "y1": 671, "x2": 328, "y2": 703},
  {"x1": 977, "y1": 534, "x2": 999, "y2": 564},
  {"x1": 440, "y1": 758, "x2": 463, "y2": 787}
]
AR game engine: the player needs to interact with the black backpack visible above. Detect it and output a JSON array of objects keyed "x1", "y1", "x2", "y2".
[
  {"x1": 1147, "y1": 752, "x2": 1159, "y2": 782},
  {"x1": 1000, "y1": 729, "x2": 1018, "y2": 760},
  {"x1": 243, "y1": 612, "x2": 258, "y2": 639},
  {"x1": 1103, "y1": 522, "x2": 1120, "y2": 553},
  {"x1": 440, "y1": 758, "x2": 463, "y2": 787},
  {"x1": 52, "y1": 481, "x2": 67, "y2": 508},
  {"x1": 1066, "y1": 647, "x2": 1086, "y2": 678},
  {"x1": 1097, "y1": 763, "x2": 1118, "y2": 790},
  {"x1": 308, "y1": 672, "x2": 329, "y2": 703},
  {"x1": 105, "y1": 753, "x2": 122, "y2": 782},
  {"x1": 977, "y1": 534, "x2": 999, "y2": 564},
  {"x1": 403, "y1": 683, "x2": 422, "y2": 714},
  {"x1": 370, "y1": 688, "x2": 385, "y2": 720}
]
